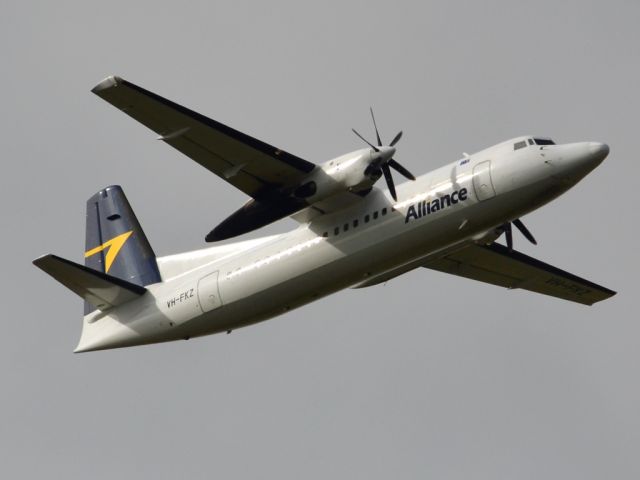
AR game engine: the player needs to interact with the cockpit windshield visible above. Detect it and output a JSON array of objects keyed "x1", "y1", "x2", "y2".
[{"x1": 514, "y1": 137, "x2": 556, "y2": 151}]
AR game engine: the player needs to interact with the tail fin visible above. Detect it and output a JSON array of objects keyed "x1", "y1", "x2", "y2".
[{"x1": 84, "y1": 185, "x2": 160, "y2": 313}]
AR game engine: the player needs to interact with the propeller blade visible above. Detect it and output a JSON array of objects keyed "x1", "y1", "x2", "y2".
[
  {"x1": 370, "y1": 107, "x2": 382, "y2": 146},
  {"x1": 352, "y1": 128, "x2": 379, "y2": 152},
  {"x1": 504, "y1": 222, "x2": 513, "y2": 251},
  {"x1": 382, "y1": 164, "x2": 397, "y2": 200},
  {"x1": 513, "y1": 218, "x2": 538, "y2": 245},
  {"x1": 388, "y1": 159, "x2": 416, "y2": 181},
  {"x1": 389, "y1": 130, "x2": 403, "y2": 147}
]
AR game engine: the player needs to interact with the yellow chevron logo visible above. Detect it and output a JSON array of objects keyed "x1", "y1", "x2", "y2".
[{"x1": 84, "y1": 230, "x2": 133, "y2": 273}]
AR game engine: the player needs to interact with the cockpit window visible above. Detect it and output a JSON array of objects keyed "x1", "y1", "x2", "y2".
[
  {"x1": 533, "y1": 138, "x2": 555, "y2": 145},
  {"x1": 528, "y1": 139, "x2": 534, "y2": 145},
  {"x1": 514, "y1": 140, "x2": 527, "y2": 150}
]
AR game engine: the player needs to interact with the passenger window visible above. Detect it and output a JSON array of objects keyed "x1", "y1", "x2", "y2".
[
  {"x1": 364, "y1": 214, "x2": 370, "y2": 223},
  {"x1": 343, "y1": 223, "x2": 349, "y2": 232},
  {"x1": 514, "y1": 140, "x2": 527, "y2": 150},
  {"x1": 322, "y1": 232, "x2": 328, "y2": 237},
  {"x1": 382, "y1": 208, "x2": 387, "y2": 215},
  {"x1": 334, "y1": 227, "x2": 340, "y2": 236},
  {"x1": 353, "y1": 219, "x2": 359, "y2": 228},
  {"x1": 373, "y1": 211, "x2": 379, "y2": 219}
]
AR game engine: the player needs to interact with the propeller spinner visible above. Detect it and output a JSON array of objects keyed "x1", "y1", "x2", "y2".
[{"x1": 352, "y1": 108, "x2": 415, "y2": 200}]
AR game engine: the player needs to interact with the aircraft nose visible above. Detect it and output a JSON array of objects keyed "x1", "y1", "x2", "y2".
[
  {"x1": 588, "y1": 142, "x2": 609, "y2": 163},
  {"x1": 547, "y1": 141, "x2": 609, "y2": 184}
]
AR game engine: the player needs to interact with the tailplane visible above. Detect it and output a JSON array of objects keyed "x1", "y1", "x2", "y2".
[
  {"x1": 33, "y1": 254, "x2": 146, "y2": 312},
  {"x1": 33, "y1": 185, "x2": 161, "y2": 314}
]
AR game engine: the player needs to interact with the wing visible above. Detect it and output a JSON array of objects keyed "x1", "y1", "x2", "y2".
[
  {"x1": 423, "y1": 243, "x2": 615, "y2": 305},
  {"x1": 92, "y1": 76, "x2": 316, "y2": 199},
  {"x1": 290, "y1": 190, "x2": 373, "y2": 224}
]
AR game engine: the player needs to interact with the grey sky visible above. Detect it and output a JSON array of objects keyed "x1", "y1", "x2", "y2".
[{"x1": 2, "y1": 1, "x2": 639, "y2": 478}]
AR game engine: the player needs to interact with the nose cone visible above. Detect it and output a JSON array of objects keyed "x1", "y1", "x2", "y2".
[
  {"x1": 372, "y1": 146, "x2": 396, "y2": 164},
  {"x1": 588, "y1": 142, "x2": 609, "y2": 164},
  {"x1": 379, "y1": 146, "x2": 396, "y2": 161},
  {"x1": 550, "y1": 141, "x2": 609, "y2": 184}
]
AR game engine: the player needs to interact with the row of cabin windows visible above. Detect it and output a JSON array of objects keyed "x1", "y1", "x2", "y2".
[
  {"x1": 322, "y1": 207, "x2": 390, "y2": 238},
  {"x1": 226, "y1": 207, "x2": 390, "y2": 277}
]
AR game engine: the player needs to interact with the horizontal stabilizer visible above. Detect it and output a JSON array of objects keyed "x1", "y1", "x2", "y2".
[{"x1": 33, "y1": 254, "x2": 146, "y2": 312}]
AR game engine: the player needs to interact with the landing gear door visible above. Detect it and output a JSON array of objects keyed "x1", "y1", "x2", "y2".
[
  {"x1": 198, "y1": 271, "x2": 223, "y2": 313},
  {"x1": 472, "y1": 160, "x2": 496, "y2": 201}
]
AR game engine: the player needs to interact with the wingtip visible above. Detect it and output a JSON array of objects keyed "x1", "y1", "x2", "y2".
[
  {"x1": 32, "y1": 253, "x2": 53, "y2": 268},
  {"x1": 91, "y1": 75, "x2": 123, "y2": 94}
]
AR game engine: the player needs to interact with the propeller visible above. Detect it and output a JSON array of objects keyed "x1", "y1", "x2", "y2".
[
  {"x1": 500, "y1": 218, "x2": 538, "y2": 251},
  {"x1": 351, "y1": 108, "x2": 416, "y2": 200}
]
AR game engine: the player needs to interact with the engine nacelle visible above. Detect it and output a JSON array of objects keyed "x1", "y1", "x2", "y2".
[
  {"x1": 294, "y1": 148, "x2": 386, "y2": 203},
  {"x1": 208, "y1": 146, "x2": 399, "y2": 241}
]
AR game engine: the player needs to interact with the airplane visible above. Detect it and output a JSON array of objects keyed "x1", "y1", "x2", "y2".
[{"x1": 33, "y1": 75, "x2": 615, "y2": 352}]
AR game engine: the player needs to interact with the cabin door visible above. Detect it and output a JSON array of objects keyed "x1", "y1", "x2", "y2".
[
  {"x1": 198, "y1": 271, "x2": 223, "y2": 312},
  {"x1": 472, "y1": 160, "x2": 496, "y2": 201}
]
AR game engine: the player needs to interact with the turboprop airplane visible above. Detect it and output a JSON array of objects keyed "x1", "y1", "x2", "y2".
[{"x1": 33, "y1": 76, "x2": 615, "y2": 352}]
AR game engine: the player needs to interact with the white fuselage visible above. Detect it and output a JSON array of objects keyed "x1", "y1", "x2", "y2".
[{"x1": 75, "y1": 137, "x2": 608, "y2": 352}]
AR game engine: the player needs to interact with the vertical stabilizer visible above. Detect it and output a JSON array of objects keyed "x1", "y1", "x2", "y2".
[{"x1": 84, "y1": 185, "x2": 160, "y2": 313}]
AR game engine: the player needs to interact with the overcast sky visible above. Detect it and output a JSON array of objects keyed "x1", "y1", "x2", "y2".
[{"x1": 2, "y1": 1, "x2": 639, "y2": 478}]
